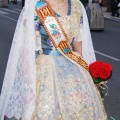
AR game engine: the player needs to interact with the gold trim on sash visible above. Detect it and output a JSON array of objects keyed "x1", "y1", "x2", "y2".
[{"x1": 35, "y1": 0, "x2": 89, "y2": 71}]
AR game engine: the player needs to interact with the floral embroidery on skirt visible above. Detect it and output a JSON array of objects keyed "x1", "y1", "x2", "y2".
[{"x1": 35, "y1": 55, "x2": 107, "y2": 120}]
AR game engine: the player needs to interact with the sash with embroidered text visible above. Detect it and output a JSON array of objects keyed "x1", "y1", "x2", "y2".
[{"x1": 35, "y1": 0, "x2": 89, "y2": 71}]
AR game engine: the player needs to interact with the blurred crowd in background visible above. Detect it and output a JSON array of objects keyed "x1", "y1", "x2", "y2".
[
  {"x1": 80, "y1": 0, "x2": 120, "y2": 30},
  {"x1": 1, "y1": 0, "x2": 120, "y2": 30},
  {"x1": 8, "y1": 0, "x2": 25, "y2": 8}
]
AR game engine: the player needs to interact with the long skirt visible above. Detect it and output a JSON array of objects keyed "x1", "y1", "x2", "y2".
[
  {"x1": 32, "y1": 54, "x2": 108, "y2": 120},
  {"x1": 90, "y1": 3, "x2": 104, "y2": 30}
]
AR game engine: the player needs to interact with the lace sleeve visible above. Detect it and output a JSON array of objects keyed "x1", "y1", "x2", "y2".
[
  {"x1": 34, "y1": 12, "x2": 42, "y2": 58},
  {"x1": 34, "y1": 12, "x2": 42, "y2": 52},
  {"x1": 74, "y1": 15, "x2": 83, "y2": 42}
]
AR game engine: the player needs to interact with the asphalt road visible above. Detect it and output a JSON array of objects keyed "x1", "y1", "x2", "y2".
[
  {"x1": 0, "y1": 2, "x2": 120, "y2": 120},
  {"x1": 91, "y1": 20, "x2": 120, "y2": 120}
]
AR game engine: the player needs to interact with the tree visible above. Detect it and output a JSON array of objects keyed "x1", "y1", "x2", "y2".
[{"x1": 1, "y1": 0, "x2": 8, "y2": 8}]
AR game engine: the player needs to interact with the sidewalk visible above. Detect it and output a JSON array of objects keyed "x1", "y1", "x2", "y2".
[
  {"x1": 0, "y1": 1, "x2": 22, "y2": 9},
  {"x1": 102, "y1": 7, "x2": 120, "y2": 22}
]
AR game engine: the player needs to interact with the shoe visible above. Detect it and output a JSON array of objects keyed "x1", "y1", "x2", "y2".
[
  {"x1": 111, "y1": 14, "x2": 115, "y2": 16},
  {"x1": 116, "y1": 13, "x2": 119, "y2": 17}
]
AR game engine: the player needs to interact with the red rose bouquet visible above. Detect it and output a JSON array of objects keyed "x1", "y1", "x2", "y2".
[{"x1": 89, "y1": 61, "x2": 112, "y2": 98}]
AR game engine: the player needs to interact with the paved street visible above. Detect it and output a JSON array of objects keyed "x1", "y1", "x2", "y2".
[
  {"x1": 0, "y1": 2, "x2": 120, "y2": 120},
  {"x1": 91, "y1": 20, "x2": 120, "y2": 120}
]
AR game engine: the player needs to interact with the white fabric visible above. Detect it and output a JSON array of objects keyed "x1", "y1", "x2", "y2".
[
  {"x1": 0, "y1": 0, "x2": 37, "y2": 119},
  {"x1": 35, "y1": 31, "x2": 42, "y2": 51},
  {"x1": 79, "y1": 1, "x2": 96, "y2": 64},
  {"x1": 0, "y1": 0, "x2": 96, "y2": 120}
]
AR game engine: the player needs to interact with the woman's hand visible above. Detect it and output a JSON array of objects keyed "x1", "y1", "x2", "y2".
[{"x1": 96, "y1": 83, "x2": 101, "y2": 88}]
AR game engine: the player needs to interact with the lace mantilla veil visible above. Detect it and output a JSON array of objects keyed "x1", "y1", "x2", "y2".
[{"x1": 0, "y1": 0, "x2": 96, "y2": 119}]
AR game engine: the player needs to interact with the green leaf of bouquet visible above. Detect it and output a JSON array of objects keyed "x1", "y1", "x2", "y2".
[{"x1": 93, "y1": 78, "x2": 102, "y2": 84}]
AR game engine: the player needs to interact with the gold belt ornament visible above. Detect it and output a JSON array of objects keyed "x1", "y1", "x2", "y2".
[{"x1": 35, "y1": 0, "x2": 89, "y2": 71}]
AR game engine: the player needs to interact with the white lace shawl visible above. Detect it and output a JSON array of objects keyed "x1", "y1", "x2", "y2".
[
  {"x1": 0, "y1": 0, "x2": 37, "y2": 119},
  {"x1": 0, "y1": 0, "x2": 96, "y2": 120},
  {"x1": 80, "y1": 1, "x2": 96, "y2": 64}
]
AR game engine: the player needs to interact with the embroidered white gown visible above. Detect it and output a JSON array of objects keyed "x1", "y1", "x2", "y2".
[
  {"x1": 0, "y1": 0, "x2": 107, "y2": 119},
  {"x1": 33, "y1": 0, "x2": 107, "y2": 119}
]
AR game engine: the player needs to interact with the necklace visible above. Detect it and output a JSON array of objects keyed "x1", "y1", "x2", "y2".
[{"x1": 52, "y1": 0, "x2": 67, "y2": 12}]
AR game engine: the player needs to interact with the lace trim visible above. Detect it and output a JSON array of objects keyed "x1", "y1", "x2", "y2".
[{"x1": 59, "y1": 0, "x2": 83, "y2": 44}]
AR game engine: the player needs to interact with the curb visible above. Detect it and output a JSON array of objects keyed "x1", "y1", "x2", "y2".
[{"x1": 104, "y1": 16, "x2": 120, "y2": 22}]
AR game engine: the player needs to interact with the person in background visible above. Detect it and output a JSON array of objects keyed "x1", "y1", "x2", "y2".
[
  {"x1": 13, "y1": 0, "x2": 17, "y2": 4},
  {"x1": 111, "y1": 0, "x2": 117, "y2": 16},
  {"x1": 80, "y1": 0, "x2": 89, "y2": 7},
  {"x1": 111, "y1": 0, "x2": 120, "y2": 17},
  {"x1": 116, "y1": 0, "x2": 120, "y2": 17},
  {"x1": 90, "y1": 0, "x2": 104, "y2": 30},
  {"x1": 22, "y1": 0, "x2": 25, "y2": 8}
]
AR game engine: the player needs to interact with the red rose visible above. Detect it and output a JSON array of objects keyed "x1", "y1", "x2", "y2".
[
  {"x1": 99, "y1": 66, "x2": 111, "y2": 79},
  {"x1": 89, "y1": 61, "x2": 112, "y2": 80},
  {"x1": 91, "y1": 70, "x2": 100, "y2": 78},
  {"x1": 89, "y1": 61, "x2": 112, "y2": 98}
]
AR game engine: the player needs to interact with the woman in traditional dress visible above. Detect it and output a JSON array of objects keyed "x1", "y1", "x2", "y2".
[
  {"x1": 0, "y1": 0, "x2": 107, "y2": 120},
  {"x1": 89, "y1": 0, "x2": 104, "y2": 30}
]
